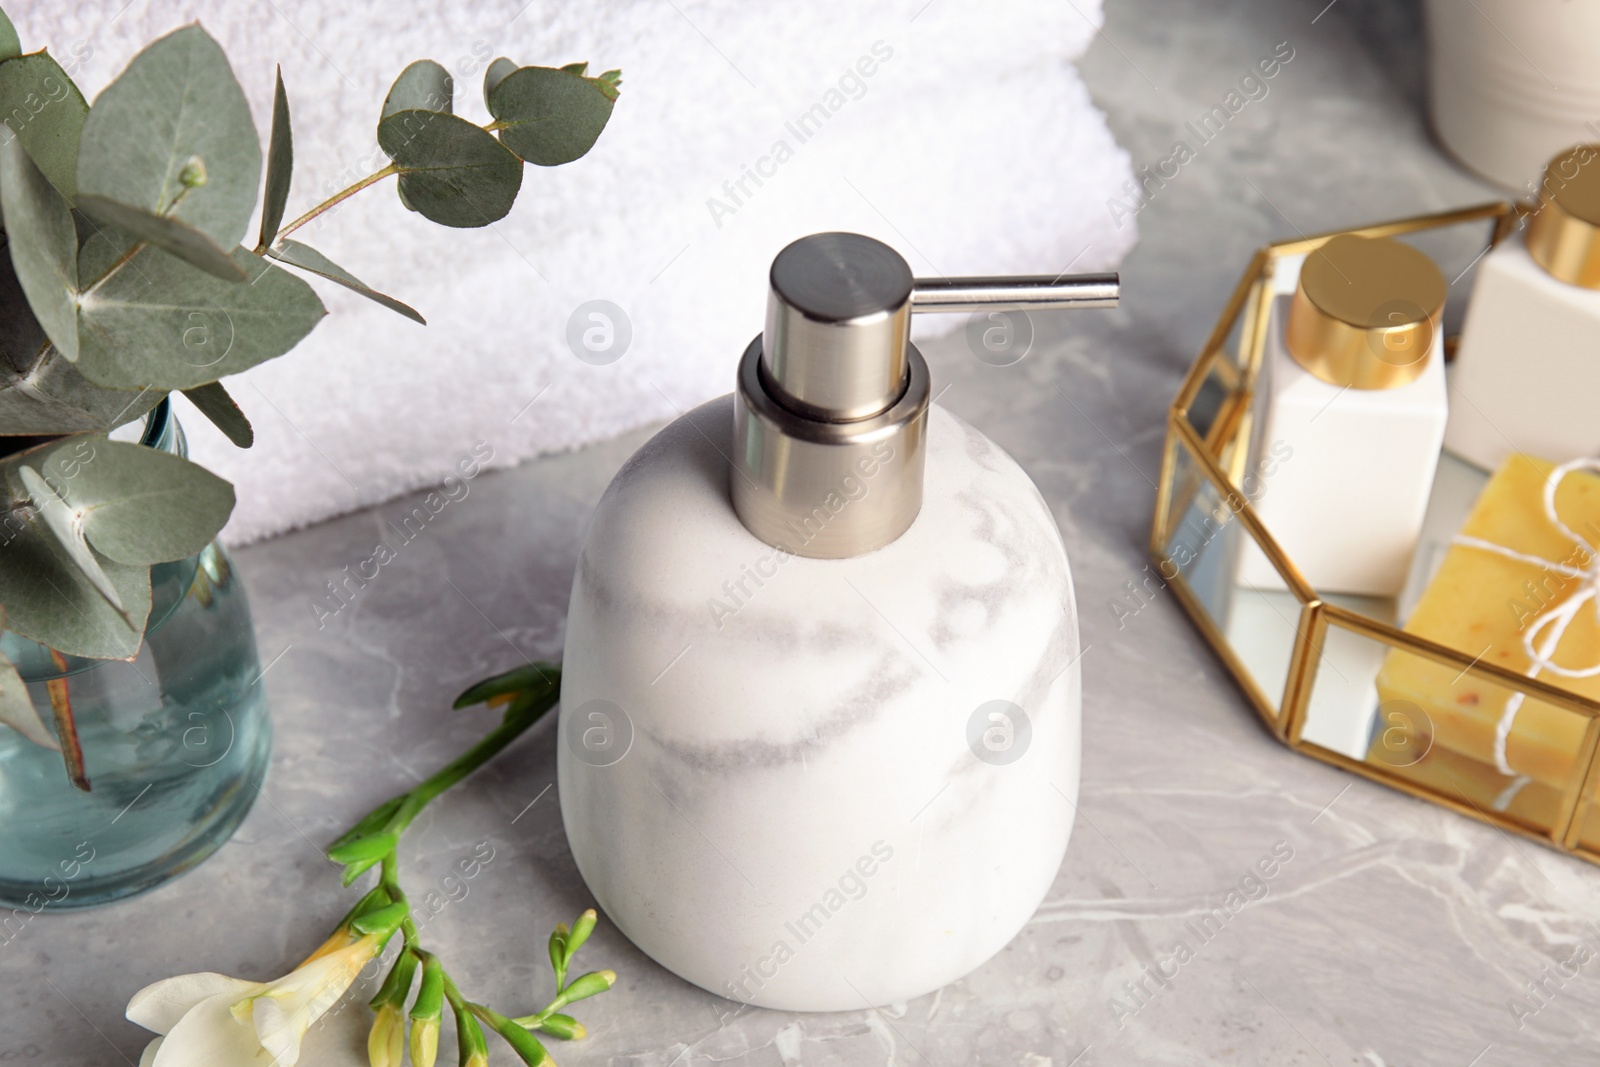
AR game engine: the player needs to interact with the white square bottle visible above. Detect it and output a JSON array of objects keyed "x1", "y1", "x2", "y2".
[
  {"x1": 1445, "y1": 144, "x2": 1600, "y2": 471},
  {"x1": 1239, "y1": 234, "x2": 1449, "y2": 596}
]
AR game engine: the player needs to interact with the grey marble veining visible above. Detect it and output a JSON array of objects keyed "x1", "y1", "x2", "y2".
[{"x1": 6, "y1": 0, "x2": 1600, "y2": 1063}]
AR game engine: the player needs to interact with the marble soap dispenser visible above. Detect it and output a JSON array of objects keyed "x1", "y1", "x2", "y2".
[{"x1": 559, "y1": 233, "x2": 1117, "y2": 1011}]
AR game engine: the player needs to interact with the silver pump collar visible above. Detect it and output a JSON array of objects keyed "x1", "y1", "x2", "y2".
[{"x1": 732, "y1": 232, "x2": 1118, "y2": 559}]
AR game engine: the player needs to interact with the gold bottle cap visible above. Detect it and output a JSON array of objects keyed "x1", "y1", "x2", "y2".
[
  {"x1": 1526, "y1": 145, "x2": 1600, "y2": 289},
  {"x1": 1285, "y1": 234, "x2": 1445, "y2": 390}
]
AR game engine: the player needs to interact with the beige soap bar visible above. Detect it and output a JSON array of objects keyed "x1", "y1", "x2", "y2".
[{"x1": 1373, "y1": 456, "x2": 1600, "y2": 788}]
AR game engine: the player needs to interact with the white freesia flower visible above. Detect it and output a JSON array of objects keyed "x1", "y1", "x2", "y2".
[{"x1": 127, "y1": 933, "x2": 381, "y2": 1067}]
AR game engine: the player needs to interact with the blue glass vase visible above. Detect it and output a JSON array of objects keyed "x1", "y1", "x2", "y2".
[{"x1": 0, "y1": 402, "x2": 271, "y2": 910}]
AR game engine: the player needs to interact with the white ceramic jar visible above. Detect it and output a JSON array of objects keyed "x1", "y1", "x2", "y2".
[{"x1": 1425, "y1": 0, "x2": 1600, "y2": 190}]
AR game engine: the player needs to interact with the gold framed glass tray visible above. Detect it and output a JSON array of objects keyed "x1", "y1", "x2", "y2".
[{"x1": 1151, "y1": 200, "x2": 1600, "y2": 866}]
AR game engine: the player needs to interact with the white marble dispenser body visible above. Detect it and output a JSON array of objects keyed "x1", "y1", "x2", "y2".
[
  {"x1": 560, "y1": 397, "x2": 1079, "y2": 1009},
  {"x1": 558, "y1": 233, "x2": 1116, "y2": 1011}
]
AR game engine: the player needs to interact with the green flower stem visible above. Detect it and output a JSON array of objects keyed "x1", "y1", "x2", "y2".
[
  {"x1": 273, "y1": 162, "x2": 400, "y2": 243},
  {"x1": 318, "y1": 665, "x2": 603, "y2": 1063},
  {"x1": 379, "y1": 855, "x2": 420, "y2": 951},
  {"x1": 470, "y1": 1000, "x2": 551, "y2": 1066},
  {"x1": 509, "y1": 972, "x2": 613, "y2": 1028},
  {"x1": 438, "y1": 965, "x2": 468, "y2": 1011},
  {"x1": 345, "y1": 680, "x2": 559, "y2": 853},
  {"x1": 512, "y1": 997, "x2": 562, "y2": 1028},
  {"x1": 392, "y1": 698, "x2": 543, "y2": 827}
]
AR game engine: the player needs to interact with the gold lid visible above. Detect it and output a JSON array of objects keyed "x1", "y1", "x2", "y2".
[
  {"x1": 1285, "y1": 234, "x2": 1445, "y2": 390},
  {"x1": 1526, "y1": 144, "x2": 1600, "y2": 289}
]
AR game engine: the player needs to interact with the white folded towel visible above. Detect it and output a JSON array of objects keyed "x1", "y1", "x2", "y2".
[{"x1": 25, "y1": 0, "x2": 1136, "y2": 543}]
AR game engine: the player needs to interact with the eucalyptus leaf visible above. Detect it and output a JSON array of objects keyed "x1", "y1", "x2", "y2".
[
  {"x1": 18, "y1": 464, "x2": 124, "y2": 614},
  {"x1": 34, "y1": 438, "x2": 234, "y2": 565},
  {"x1": 76, "y1": 194, "x2": 249, "y2": 282},
  {"x1": 378, "y1": 110, "x2": 522, "y2": 228},
  {"x1": 0, "y1": 483, "x2": 150, "y2": 658},
  {"x1": 559, "y1": 62, "x2": 588, "y2": 76},
  {"x1": 74, "y1": 207, "x2": 140, "y2": 285},
  {"x1": 0, "y1": 348, "x2": 162, "y2": 435},
  {"x1": 76, "y1": 24, "x2": 262, "y2": 250},
  {"x1": 181, "y1": 380, "x2": 253, "y2": 447},
  {"x1": 0, "y1": 136, "x2": 78, "y2": 360},
  {"x1": 0, "y1": 51, "x2": 88, "y2": 201},
  {"x1": 267, "y1": 238, "x2": 424, "y2": 323},
  {"x1": 483, "y1": 57, "x2": 516, "y2": 108},
  {"x1": 382, "y1": 59, "x2": 451, "y2": 121},
  {"x1": 488, "y1": 66, "x2": 616, "y2": 167},
  {"x1": 0, "y1": 247, "x2": 50, "y2": 375},
  {"x1": 0, "y1": 10, "x2": 19, "y2": 61},
  {"x1": 75, "y1": 245, "x2": 326, "y2": 391},
  {"x1": 0, "y1": 253, "x2": 161, "y2": 435},
  {"x1": 258, "y1": 66, "x2": 293, "y2": 249},
  {"x1": 0, "y1": 649, "x2": 57, "y2": 750}
]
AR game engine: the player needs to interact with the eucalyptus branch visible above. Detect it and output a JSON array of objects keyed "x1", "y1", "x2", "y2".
[
  {"x1": 269, "y1": 102, "x2": 538, "y2": 246},
  {"x1": 270, "y1": 161, "x2": 399, "y2": 245},
  {"x1": 0, "y1": 9, "x2": 622, "y2": 794}
]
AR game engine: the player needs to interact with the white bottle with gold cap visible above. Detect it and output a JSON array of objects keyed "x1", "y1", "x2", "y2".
[
  {"x1": 1238, "y1": 234, "x2": 1449, "y2": 596},
  {"x1": 557, "y1": 233, "x2": 1115, "y2": 1011},
  {"x1": 1445, "y1": 145, "x2": 1600, "y2": 470}
]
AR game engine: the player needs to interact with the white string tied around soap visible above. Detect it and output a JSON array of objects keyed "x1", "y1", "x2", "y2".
[{"x1": 1450, "y1": 457, "x2": 1600, "y2": 806}]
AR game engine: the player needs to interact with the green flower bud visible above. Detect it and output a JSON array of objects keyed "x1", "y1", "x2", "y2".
[
  {"x1": 367, "y1": 1003, "x2": 404, "y2": 1067},
  {"x1": 563, "y1": 909, "x2": 596, "y2": 965},
  {"x1": 350, "y1": 901, "x2": 410, "y2": 939},
  {"x1": 179, "y1": 155, "x2": 207, "y2": 188},
  {"x1": 411, "y1": 955, "x2": 445, "y2": 1023},
  {"x1": 558, "y1": 970, "x2": 615, "y2": 1005},
  {"x1": 475, "y1": 1005, "x2": 551, "y2": 1067},
  {"x1": 536, "y1": 1012, "x2": 585, "y2": 1040},
  {"x1": 369, "y1": 949, "x2": 418, "y2": 1011},
  {"x1": 409, "y1": 1016, "x2": 439, "y2": 1067},
  {"x1": 328, "y1": 832, "x2": 398, "y2": 866},
  {"x1": 451, "y1": 662, "x2": 559, "y2": 709},
  {"x1": 454, "y1": 998, "x2": 490, "y2": 1067},
  {"x1": 547, "y1": 922, "x2": 568, "y2": 987}
]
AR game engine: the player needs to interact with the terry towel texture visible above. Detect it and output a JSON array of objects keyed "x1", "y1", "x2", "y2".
[{"x1": 26, "y1": 0, "x2": 1137, "y2": 543}]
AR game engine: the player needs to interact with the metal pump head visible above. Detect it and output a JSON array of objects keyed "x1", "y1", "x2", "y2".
[{"x1": 731, "y1": 232, "x2": 1118, "y2": 559}]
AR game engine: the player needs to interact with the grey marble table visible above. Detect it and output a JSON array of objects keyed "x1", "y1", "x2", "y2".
[{"x1": 9, "y1": 1, "x2": 1600, "y2": 1064}]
